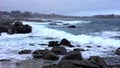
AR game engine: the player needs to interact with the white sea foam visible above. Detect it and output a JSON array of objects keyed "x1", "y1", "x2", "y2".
[
  {"x1": 90, "y1": 31, "x2": 120, "y2": 38},
  {"x1": 50, "y1": 20, "x2": 90, "y2": 25},
  {"x1": 0, "y1": 21, "x2": 119, "y2": 61}
]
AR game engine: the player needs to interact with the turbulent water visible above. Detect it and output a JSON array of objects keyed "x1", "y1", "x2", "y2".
[{"x1": 0, "y1": 19, "x2": 120, "y2": 62}]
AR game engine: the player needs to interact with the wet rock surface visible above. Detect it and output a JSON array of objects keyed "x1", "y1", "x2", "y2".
[
  {"x1": 59, "y1": 38, "x2": 74, "y2": 47},
  {"x1": 73, "y1": 48, "x2": 86, "y2": 51},
  {"x1": 18, "y1": 50, "x2": 32, "y2": 54},
  {"x1": 48, "y1": 41, "x2": 59, "y2": 47},
  {"x1": 51, "y1": 46, "x2": 67, "y2": 55},
  {"x1": 62, "y1": 51, "x2": 83, "y2": 60},
  {"x1": 0, "y1": 21, "x2": 32, "y2": 34}
]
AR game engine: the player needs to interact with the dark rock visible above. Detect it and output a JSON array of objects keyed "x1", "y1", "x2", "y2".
[
  {"x1": 0, "y1": 59, "x2": 10, "y2": 61},
  {"x1": 0, "y1": 25, "x2": 9, "y2": 33},
  {"x1": 43, "y1": 52, "x2": 59, "y2": 60},
  {"x1": 62, "y1": 51, "x2": 83, "y2": 60},
  {"x1": 42, "y1": 49, "x2": 52, "y2": 55},
  {"x1": 23, "y1": 24, "x2": 32, "y2": 33},
  {"x1": 35, "y1": 49, "x2": 60, "y2": 60},
  {"x1": 9, "y1": 21, "x2": 32, "y2": 34},
  {"x1": 42, "y1": 64, "x2": 59, "y2": 68},
  {"x1": 59, "y1": 60, "x2": 76, "y2": 68},
  {"x1": 51, "y1": 46, "x2": 67, "y2": 55},
  {"x1": 59, "y1": 38, "x2": 74, "y2": 47},
  {"x1": 68, "y1": 25, "x2": 76, "y2": 28},
  {"x1": 73, "y1": 48, "x2": 85, "y2": 51},
  {"x1": 115, "y1": 48, "x2": 120, "y2": 55},
  {"x1": 59, "y1": 60, "x2": 98, "y2": 68},
  {"x1": 48, "y1": 41, "x2": 59, "y2": 47},
  {"x1": 14, "y1": 21, "x2": 23, "y2": 27},
  {"x1": 38, "y1": 44, "x2": 47, "y2": 46},
  {"x1": 32, "y1": 50, "x2": 44, "y2": 58},
  {"x1": 97, "y1": 46, "x2": 101, "y2": 48},
  {"x1": 86, "y1": 46, "x2": 92, "y2": 48},
  {"x1": 18, "y1": 50, "x2": 32, "y2": 54},
  {"x1": 89, "y1": 56, "x2": 109, "y2": 68}
]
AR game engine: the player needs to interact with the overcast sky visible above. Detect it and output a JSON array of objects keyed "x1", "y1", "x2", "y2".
[{"x1": 0, "y1": 0, "x2": 120, "y2": 16}]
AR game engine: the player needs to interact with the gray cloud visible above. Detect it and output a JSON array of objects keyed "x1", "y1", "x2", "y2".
[{"x1": 0, "y1": 0, "x2": 120, "y2": 16}]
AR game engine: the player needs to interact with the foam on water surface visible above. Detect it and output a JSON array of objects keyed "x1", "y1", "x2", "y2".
[{"x1": 0, "y1": 21, "x2": 119, "y2": 61}]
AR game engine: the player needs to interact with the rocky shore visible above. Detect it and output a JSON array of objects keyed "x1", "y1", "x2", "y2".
[
  {"x1": 0, "y1": 20, "x2": 120, "y2": 68},
  {"x1": 15, "y1": 38, "x2": 120, "y2": 68}
]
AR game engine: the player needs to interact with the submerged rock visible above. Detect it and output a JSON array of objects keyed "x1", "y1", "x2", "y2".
[
  {"x1": 18, "y1": 50, "x2": 32, "y2": 54},
  {"x1": 68, "y1": 25, "x2": 76, "y2": 28},
  {"x1": 73, "y1": 48, "x2": 85, "y2": 51},
  {"x1": 51, "y1": 46, "x2": 67, "y2": 55},
  {"x1": 86, "y1": 46, "x2": 92, "y2": 48},
  {"x1": 59, "y1": 38, "x2": 74, "y2": 47}
]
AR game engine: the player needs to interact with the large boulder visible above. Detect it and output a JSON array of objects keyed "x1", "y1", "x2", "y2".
[
  {"x1": 32, "y1": 50, "x2": 43, "y2": 58},
  {"x1": 48, "y1": 41, "x2": 59, "y2": 47},
  {"x1": 43, "y1": 52, "x2": 59, "y2": 60},
  {"x1": 62, "y1": 51, "x2": 83, "y2": 60},
  {"x1": 42, "y1": 49, "x2": 59, "y2": 60},
  {"x1": 59, "y1": 38, "x2": 74, "y2": 47},
  {"x1": 51, "y1": 46, "x2": 67, "y2": 55},
  {"x1": 88, "y1": 56, "x2": 109, "y2": 68},
  {"x1": 59, "y1": 60, "x2": 98, "y2": 68},
  {"x1": 9, "y1": 21, "x2": 32, "y2": 34},
  {"x1": 18, "y1": 50, "x2": 32, "y2": 54},
  {"x1": 32, "y1": 49, "x2": 59, "y2": 60}
]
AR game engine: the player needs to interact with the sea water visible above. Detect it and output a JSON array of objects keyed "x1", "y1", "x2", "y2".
[{"x1": 0, "y1": 19, "x2": 120, "y2": 61}]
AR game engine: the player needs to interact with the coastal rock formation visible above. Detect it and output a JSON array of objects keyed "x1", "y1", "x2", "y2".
[
  {"x1": 43, "y1": 52, "x2": 59, "y2": 60},
  {"x1": 0, "y1": 25, "x2": 9, "y2": 33},
  {"x1": 32, "y1": 49, "x2": 59, "y2": 60},
  {"x1": 9, "y1": 21, "x2": 32, "y2": 34},
  {"x1": 32, "y1": 50, "x2": 43, "y2": 58},
  {"x1": 51, "y1": 46, "x2": 67, "y2": 55},
  {"x1": 59, "y1": 38, "x2": 74, "y2": 47},
  {"x1": 42, "y1": 49, "x2": 59, "y2": 60},
  {"x1": 62, "y1": 51, "x2": 83, "y2": 60},
  {"x1": 88, "y1": 56, "x2": 109, "y2": 68},
  {"x1": 42, "y1": 56, "x2": 109, "y2": 68}
]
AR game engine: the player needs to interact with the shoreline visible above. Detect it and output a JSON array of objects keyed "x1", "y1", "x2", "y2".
[{"x1": 0, "y1": 56, "x2": 120, "y2": 68}]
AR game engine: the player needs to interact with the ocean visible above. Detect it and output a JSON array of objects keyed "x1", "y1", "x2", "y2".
[{"x1": 0, "y1": 19, "x2": 120, "y2": 62}]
